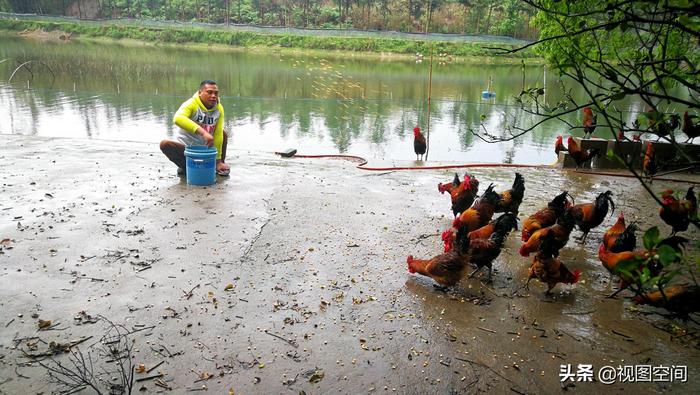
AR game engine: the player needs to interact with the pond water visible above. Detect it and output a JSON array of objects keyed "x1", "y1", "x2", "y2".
[{"x1": 0, "y1": 34, "x2": 647, "y2": 164}]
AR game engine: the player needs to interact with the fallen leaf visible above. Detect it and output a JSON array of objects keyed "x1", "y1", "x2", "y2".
[
  {"x1": 224, "y1": 284, "x2": 234, "y2": 291},
  {"x1": 136, "y1": 363, "x2": 146, "y2": 373},
  {"x1": 309, "y1": 369, "x2": 324, "y2": 383},
  {"x1": 200, "y1": 372, "x2": 212, "y2": 380},
  {"x1": 37, "y1": 319, "x2": 52, "y2": 329}
]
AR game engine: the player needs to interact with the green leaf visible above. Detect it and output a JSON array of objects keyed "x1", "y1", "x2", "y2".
[
  {"x1": 643, "y1": 227, "x2": 660, "y2": 250},
  {"x1": 614, "y1": 257, "x2": 644, "y2": 275},
  {"x1": 657, "y1": 245, "x2": 678, "y2": 266}
]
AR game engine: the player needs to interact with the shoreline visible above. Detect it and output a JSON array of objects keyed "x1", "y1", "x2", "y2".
[{"x1": 0, "y1": 18, "x2": 543, "y2": 66}]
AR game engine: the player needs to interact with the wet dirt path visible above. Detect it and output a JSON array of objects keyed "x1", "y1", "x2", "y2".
[{"x1": 0, "y1": 136, "x2": 698, "y2": 394}]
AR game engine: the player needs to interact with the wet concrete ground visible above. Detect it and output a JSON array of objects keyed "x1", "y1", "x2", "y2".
[{"x1": 0, "y1": 135, "x2": 698, "y2": 394}]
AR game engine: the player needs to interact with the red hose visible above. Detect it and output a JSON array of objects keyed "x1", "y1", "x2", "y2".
[{"x1": 289, "y1": 153, "x2": 700, "y2": 185}]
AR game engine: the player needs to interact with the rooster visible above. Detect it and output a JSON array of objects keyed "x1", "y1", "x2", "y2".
[
  {"x1": 465, "y1": 224, "x2": 514, "y2": 282},
  {"x1": 407, "y1": 245, "x2": 470, "y2": 288},
  {"x1": 413, "y1": 126, "x2": 426, "y2": 161},
  {"x1": 521, "y1": 191, "x2": 573, "y2": 242},
  {"x1": 659, "y1": 187, "x2": 697, "y2": 235},
  {"x1": 597, "y1": 244, "x2": 653, "y2": 297},
  {"x1": 495, "y1": 173, "x2": 526, "y2": 215},
  {"x1": 519, "y1": 208, "x2": 576, "y2": 257},
  {"x1": 452, "y1": 184, "x2": 500, "y2": 233},
  {"x1": 634, "y1": 284, "x2": 699, "y2": 316},
  {"x1": 643, "y1": 142, "x2": 657, "y2": 180},
  {"x1": 682, "y1": 111, "x2": 700, "y2": 143},
  {"x1": 438, "y1": 173, "x2": 461, "y2": 195},
  {"x1": 582, "y1": 107, "x2": 597, "y2": 138},
  {"x1": 647, "y1": 112, "x2": 680, "y2": 140},
  {"x1": 567, "y1": 136, "x2": 600, "y2": 169},
  {"x1": 467, "y1": 213, "x2": 518, "y2": 241},
  {"x1": 569, "y1": 190, "x2": 615, "y2": 244},
  {"x1": 554, "y1": 135, "x2": 566, "y2": 156},
  {"x1": 603, "y1": 213, "x2": 638, "y2": 253},
  {"x1": 526, "y1": 233, "x2": 581, "y2": 294},
  {"x1": 449, "y1": 174, "x2": 480, "y2": 217}
]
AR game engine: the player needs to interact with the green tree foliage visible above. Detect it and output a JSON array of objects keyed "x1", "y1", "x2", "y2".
[{"x1": 0, "y1": 0, "x2": 538, "y2": 38}]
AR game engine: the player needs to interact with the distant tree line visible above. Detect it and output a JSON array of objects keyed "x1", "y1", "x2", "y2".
[{"x1": 0, "y1": 0, "x2": 538, "y2": 39}]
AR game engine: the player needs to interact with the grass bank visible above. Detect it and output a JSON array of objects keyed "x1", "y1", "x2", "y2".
[{"x1": 0, "y1": 18, "x2": 539, "y2": 64}]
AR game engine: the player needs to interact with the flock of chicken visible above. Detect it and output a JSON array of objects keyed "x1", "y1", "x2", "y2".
[{"x1": 406, "y1": 171, "x2": 697, "y2": 308}]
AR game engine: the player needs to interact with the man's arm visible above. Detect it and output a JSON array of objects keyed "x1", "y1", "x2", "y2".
[
  {"x1": 173, "y1": 100, "x2": 214, "y2": 146},
  {"x1": 213, "y1": 105, "x2": 225, "y2": 160}
]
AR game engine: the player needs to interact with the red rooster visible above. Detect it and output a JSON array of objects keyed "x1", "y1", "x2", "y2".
[
  {"x1": 519, "y1": 208, "x2": 576, "y2": 257},
  {"x1": 598, "y1": 244, "x2": 651, "y2": 297},
  {"x1": 495, "y1": 173, "x2": 526, "y2": 215},
  {"x1": 603, "y1": 213, "x2": 638, "y2": 253},
  {"x1": 569, "y1": 190, "x2": 615, "y2": 244},
  {"x1": 582, "y1": 107, "x2": 597, "y2": 138},
  {"x1": 634, "y1": 284, "x2": 700, "y2": 316},
  {"x1": 438, "y1": 173, "x2": 461, "y2": 195},
  {"x1": 449, "y1": 174, "x2": 480, "y2": 217},
  {"x1": 643, "y1": 142, "x2": 657, "y2": 180},
  {"x1": 521, "y1": 191, "x2": 572, "y2": 242},
  {"x1": 413, "y1": 126, "x2": 426, "y2": 161},
  {"x1": 659, "y1": 187, "x2": 697, "y2": 235},
  {"x1": 452, "y1": 184, "x2": 500, "y2": 234},
  {"x1": 567, "y1": 137, "x2": 600, "y2": 169},
  {"x1": 468, "y1": 213, "x2": 518, "y2": 241},
  {"x1": 554, "y1": 135, "x2": 566, "y2": 156}
]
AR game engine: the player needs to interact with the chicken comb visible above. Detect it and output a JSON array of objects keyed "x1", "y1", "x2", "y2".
[{"x1": 571, "y1": 269, "x2": 582, "y2": 284}]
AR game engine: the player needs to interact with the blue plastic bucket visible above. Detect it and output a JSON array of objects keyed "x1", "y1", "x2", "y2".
[{"x1": 184, "y1": 146, "x2": 217, "y2": 186}]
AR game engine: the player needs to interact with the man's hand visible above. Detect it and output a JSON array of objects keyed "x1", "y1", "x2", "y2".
[
  {"x1": 196, "y1": 127, "x2": 214, "y2": 147},
  {"x1": 216, "y1": 161, "x2": 230, "y2": 174}
]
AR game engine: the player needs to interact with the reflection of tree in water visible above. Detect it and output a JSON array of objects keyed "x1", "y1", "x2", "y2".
[{"x1": 452, "y1": 101, "x2": 481, "y2": 150}]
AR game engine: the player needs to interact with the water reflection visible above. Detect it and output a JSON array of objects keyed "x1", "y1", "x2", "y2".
[{"x1": 0, "y1": 34, "x2": 660, "y2": 163}]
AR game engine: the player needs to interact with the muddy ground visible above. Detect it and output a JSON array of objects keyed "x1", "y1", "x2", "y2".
[{"x1": 0, "y1": 135, "x2": 698, "y2": 394}]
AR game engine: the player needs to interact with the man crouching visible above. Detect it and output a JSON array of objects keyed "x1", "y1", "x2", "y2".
[{"x1": 160, "y1": 80, "x2": 230, "y2": 176}]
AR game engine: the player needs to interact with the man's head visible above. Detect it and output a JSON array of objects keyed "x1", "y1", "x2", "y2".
[{"x1": 198, "y1": 80, "x2": 219, "y2": 109}]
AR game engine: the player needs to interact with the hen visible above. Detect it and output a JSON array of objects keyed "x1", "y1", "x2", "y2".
[
  {"x1": 582, "y1": 107, "x2": 597, "y2": 138},
  {"x1": 682, "y1": 111, "x2": 700, "y2": 143},
  {"x1": 413, "y1": 126, "x2": 426, "y2": 161},
  {"x1": 633, "y1": 284, "x2": 699, "y2": 316},
  {"x1": 567, "y1": 136, "x2": 600, "y2": 169},
  {"x1": 519, "y1": 208, "x2": 576, "y2": 257},
  {"x1": 449, "y1": 174, "x2": 480, "y2": 217},
  {"x1": 407, "y1": 249, "x2": 470, "y2": 288},
  {"x1": 438, "y1": 173, "x2": 461, "y2": 195},
  {"x1": 495, "y1": 173, "x2": 526, "y2": 215},
  {"x1": 521, "y1": 190, "x2": 572, "y2": 242},
  {"x1": 603, "y1": 213, "x2": 638, "y2": 253},
  {"x1": 452, "y1": 184, "x2": 500, "y2": 233},
  {"x1": 659, "y1": 187, "x2": 697, "y2": 235},
  {"x1": 526, "y1": 233, "x2": 581, "y2": 294},
  {"x1": 569, "y1": 190, "x2": 615, "y2": 244}
]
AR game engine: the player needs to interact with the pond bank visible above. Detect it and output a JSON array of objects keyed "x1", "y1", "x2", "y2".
[
  {"x1": 0, "y1": 135, "x2": 697, "y2": 394},
  {"x1": 0, "y1": 16, "x2": 542, "y2": 65}
]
